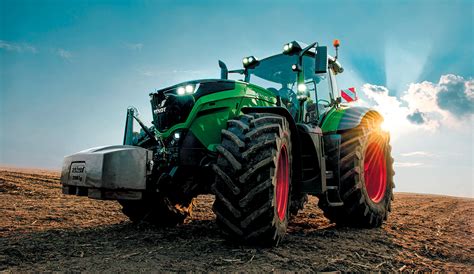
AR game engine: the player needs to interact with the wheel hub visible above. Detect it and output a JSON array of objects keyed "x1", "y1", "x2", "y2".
[
  {"x1": 275, "y1": 145, "x2": 289, "y2": 221},
  {"x1": 364, "y1": 142, "x2": 387, "y2": 203}
]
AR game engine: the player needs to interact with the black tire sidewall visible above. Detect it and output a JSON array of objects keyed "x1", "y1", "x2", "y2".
[{"x1": 212, "y1": 113, "x2": 294, "y2": 245}]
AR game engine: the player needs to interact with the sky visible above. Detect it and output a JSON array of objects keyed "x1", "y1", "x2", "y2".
[{"x1": 0, "y1": 0, "x2": 473, "y2": 197}]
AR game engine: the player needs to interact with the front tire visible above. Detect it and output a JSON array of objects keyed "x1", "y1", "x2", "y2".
[
  {"x1": 319, "y1": 120, "x2": 394, "y2": 227},
  {"x1": 212, "y1": 113, "x2": 292, "y2": 246}
]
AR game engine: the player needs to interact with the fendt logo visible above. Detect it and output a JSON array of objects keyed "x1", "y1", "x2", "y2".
[
  {"x1": 159, "y1": 99, "x2": 167, "y2": 107},
  {"x1": 154, "y1": 99, "x2": 167, "y2": 114},
  {"x1": 154, "y1": 107, "x2": 166, "y2": 114}
]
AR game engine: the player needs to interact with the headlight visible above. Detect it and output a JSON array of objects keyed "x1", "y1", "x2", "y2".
[
  {"x1": 291, "y1": 64, "x2": 301, "y2": 72},
  {"x1": 283, "y1": 41, "x2": 302, "y2": 54},
  {"x1": 176, "y1": 83, "x2": 199, "y2": 96},
  {"x1": 242, "y1": 56, "x2": 259, "y2": 68},
  {"x1": 297, "y1": 83, "x2": 307, "y2": 92},
  {"x1": 177, "y1": 86, "x2": 186, "y2": 95},
  {"x1": 297, "y1": 84, "x2": 308, "y2": 101},
  {"x1": 185, "y1": 84, "x2": 194, "y2": 94}
]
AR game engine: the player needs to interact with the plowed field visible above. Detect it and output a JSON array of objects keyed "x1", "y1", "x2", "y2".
[{"x1": 1, "y1": 167, "x2": 472, "y2": 272}]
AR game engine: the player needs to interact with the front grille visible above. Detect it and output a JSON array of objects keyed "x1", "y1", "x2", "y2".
[
  {"x1": 150, "y1": 80, "x2": 236, "y2": 132},
  {"x1": 151, "y1": 91, "x2": 195, "y2": 132}
]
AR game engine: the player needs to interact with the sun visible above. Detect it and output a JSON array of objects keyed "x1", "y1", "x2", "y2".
[
  {"x1": 381, "y1": 119, "x2": 392, "y2": 132},
  {"x1": 379, "y1": 114, "x2": 410, "y2": 140}
]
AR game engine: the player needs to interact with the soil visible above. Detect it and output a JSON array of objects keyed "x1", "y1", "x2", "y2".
[{"x1": 0, "y1": 167, "x2": 473, "y2": 272}]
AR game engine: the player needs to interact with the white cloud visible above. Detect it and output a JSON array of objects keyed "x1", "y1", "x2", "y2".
[
  {"x1": 56, "y1": 48, "x2": 72, "y2": 60},
  {"x1": 0, "y1": 40, "x2": 37, "y2": 53},
  {"x1": 394, "y1": 162, "x2": 424, "y2": 167},
  {"x1": 360, "y1": 83, "x2": 415, "y2": 138},
  {"x1": 135, "y1": 68, "x2": 208, "y2": 77},
  {"x1": 360, "y1": 74, "x2": 473, "y2": 138},
  {"x1": 134, "y1": 68, "x2": 154, "y2": 77},
  {"x1": 436, "y1": 74, "x2": 474, "y2": 117},
  {"x1": 125, "y1": 43, "x2": 143, "y2": 51},
  {"x1": 400, "y1": 151, "x2": 435, "y2": 157},
  {"x1": 141, "y1": 70, "x2": 153, "y2": 77},
  {"x1": 171, "y1": 69, "x2": 206, "y2": 74}
]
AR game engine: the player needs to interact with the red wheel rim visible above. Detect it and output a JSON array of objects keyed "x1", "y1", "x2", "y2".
[
  {"x1": 275, "y1": 145, "x2": 289, "y2": 221},
  {"x1": 364, "y1": 141, "x2": 387, "y2": 203}
]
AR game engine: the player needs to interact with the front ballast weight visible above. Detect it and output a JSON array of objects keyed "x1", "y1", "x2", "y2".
[
  {"x1": 62, "y1": 106, "x2": 157, "y2": 200},
  {"x1": 61, "y1": 145, "x2": 154, "y2": 200}
]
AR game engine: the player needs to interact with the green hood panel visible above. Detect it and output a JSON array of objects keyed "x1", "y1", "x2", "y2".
[{"x1": 151, "y1": 79, "x2": 278, "y2": 150}]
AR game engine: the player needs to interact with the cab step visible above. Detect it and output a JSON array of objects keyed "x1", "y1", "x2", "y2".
[
  {"x1": 324, "y1": 185, "x2": 344, "y2": 207},
  {"x1": 325, "y1": 170, "x2": 334, "y2": 179}
]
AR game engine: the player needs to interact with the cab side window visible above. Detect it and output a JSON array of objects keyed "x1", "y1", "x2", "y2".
[
  {"x1": 329, "y1": 68, "x2": 339, "y2": 99},
  {"x1": 314, "y1": 74, "x2": 331, "y2": 106}
]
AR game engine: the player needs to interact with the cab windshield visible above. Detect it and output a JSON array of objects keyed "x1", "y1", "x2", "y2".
[{"x1": 247, "y1": 54, "x2": 333, "y2": 118}]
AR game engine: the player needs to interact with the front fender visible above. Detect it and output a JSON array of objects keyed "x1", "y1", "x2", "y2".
[{"x1": 321, "y1": 106, "x2": 384, "y2": 133}]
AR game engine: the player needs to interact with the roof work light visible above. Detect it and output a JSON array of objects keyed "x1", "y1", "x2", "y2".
[
  {"x1": 283, "y1": 41, "x2": 302, "y2": 54},
  {"x1": 242, "y1": 56, "x2": 259, "y2": 68}
]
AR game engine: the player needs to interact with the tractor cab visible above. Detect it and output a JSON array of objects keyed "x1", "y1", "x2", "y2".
[
  {"x1": 221, "y1": 40, "x2": 344, "y2": 124},
  {"x1": 245, "y1": 53, "x2": 335, "y2": 122}
]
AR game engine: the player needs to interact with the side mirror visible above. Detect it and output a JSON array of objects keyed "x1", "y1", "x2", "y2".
[
  {"x1": 218, "y1": 60, "x2": 228, "y2": 79},
  {"x1": 315, "y1": 46, "x2": 328, "y2": 74}
]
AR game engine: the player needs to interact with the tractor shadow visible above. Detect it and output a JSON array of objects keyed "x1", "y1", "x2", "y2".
[
  {"x1": 0, "y1": 220, "x2": 222, "y2": 270},
  {"x1": 1, "y1": 214, "x2": 403, "y2": 271}
]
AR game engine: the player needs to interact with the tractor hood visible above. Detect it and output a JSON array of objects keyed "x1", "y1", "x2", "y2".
[
  {"x1": 152, "y1": 79, "x2": 237, "y2": 100},
  {"x1": 150, "y1": 79, "x2": 241, "y2": 132}
]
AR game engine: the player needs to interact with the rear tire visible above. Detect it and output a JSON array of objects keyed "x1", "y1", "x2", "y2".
[
  {"x1": 319, "y1": 120, "x2": 394, "y2": 227},
  {"x1": 212, "y1": 113, "x2": 292, "y2": 246},
  {"x1": 119, "y1": 193, "x2": 193, "y2": 226}
]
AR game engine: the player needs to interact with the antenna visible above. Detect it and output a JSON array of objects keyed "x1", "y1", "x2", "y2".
[{"x1": 333, "y1": 39, "x2": 340, "y2": 60}]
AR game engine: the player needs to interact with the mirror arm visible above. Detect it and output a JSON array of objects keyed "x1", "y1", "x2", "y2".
[
  {"x1": 299, "y1": 42, "x2": 318, "y2": 58},
  {"x1": 229, "y1": 69, "x2": 245, "y2": 74},
  {"x1": 296, "y1": 41, "x2": 319, "y2": 73}
]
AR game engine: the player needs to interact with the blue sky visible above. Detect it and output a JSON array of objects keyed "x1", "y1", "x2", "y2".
[{"x1": 1, "y1": 0, "x2": 473, "y2": 197}]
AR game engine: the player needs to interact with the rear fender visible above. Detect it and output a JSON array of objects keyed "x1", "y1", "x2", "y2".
[{"x1": 321, "y1": 106, "x2": 384, "y2": 133}]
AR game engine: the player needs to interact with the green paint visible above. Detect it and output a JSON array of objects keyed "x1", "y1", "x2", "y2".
[
  {"x1": 154, "y1": 81, "x2": 276, "y2": 151},
  {"x1": 320, "y1": 107, "x2": 346, "y2": 132}
]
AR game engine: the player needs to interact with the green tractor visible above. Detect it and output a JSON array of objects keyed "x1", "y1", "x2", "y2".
[{"x1": 61, "y1": 40, "x2": 394, "y2": 246}]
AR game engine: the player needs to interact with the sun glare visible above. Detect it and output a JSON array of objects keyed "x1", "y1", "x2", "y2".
[
  {"x1": 381, "y1": 119, "x2": 391, "y2": 132},
  {"x1": 379, "y1": 115, "x2": 406, "y2": 140}
]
